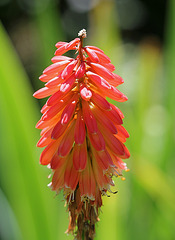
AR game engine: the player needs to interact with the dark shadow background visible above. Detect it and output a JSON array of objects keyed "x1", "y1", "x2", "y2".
[{"x1": 0, "y1": 0, "x2": 167, "y2": 89}]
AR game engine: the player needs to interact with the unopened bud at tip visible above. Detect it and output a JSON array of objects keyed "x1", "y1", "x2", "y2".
[{"x1": 78, "y1": 29, "x2": 87, "y2": 38}]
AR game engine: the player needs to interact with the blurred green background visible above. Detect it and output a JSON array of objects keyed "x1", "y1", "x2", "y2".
[{"x1": 0, "y1": 0, "x2": 175, "y2": 239}]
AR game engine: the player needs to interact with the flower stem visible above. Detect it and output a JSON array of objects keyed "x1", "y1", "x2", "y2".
[
  {"x1": 79, "y1": 37, "x2": 84, "y2": 62},
  {"x1": 82, "y1": 230, "x2": 85, "y2": 240}
]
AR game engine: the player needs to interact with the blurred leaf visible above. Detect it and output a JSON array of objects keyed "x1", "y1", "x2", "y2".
[
  {"x1": 0, "y1": 189, "x2": 22, "y2": 240},
  {"x1": 161, "y1": 0, "x2": 175, "y2": 169},
  {"x1": 34, "y1": 0, "x2": 64, "y2": 77},
  {"x1": 89, "y1": 0, "x2": 121, "y2": 53},
  {"x1": 0, "y1": 22, "x2": 70, "y2": 240},
  {"x1": 135, "y1": 160, "x2": 175, "y2": 213}
]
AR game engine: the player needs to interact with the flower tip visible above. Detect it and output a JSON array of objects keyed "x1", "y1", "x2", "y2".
[
  {"x1": 36, "y1": 141, "x2": 42, "y2": 147},
  {"x1": 122, "y1": 95, "x2": 128, "y2": 101},
  {"x1": 35, "y1": 121, "x2": 41, "y2": 129},
  {"x1": 33, "y1": 92, "x2": 37, "y2": 98},
  {"x1": 39, "y1": 74, "x2": 46, "y2": 82}
]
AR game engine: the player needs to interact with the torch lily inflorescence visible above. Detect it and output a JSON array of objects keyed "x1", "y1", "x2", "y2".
[{"x1": 34, "y1": 29, "x2": 130, "y2": 240}]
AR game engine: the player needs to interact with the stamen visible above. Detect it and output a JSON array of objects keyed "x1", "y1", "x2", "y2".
[
  {"x1": 108, "y1": 189, "x2": 118, "y2": 194},
  {"x1": 102, "y1": 190, "x2": 110, "y2": 197},
  {"x1": 48, "y1": 174, "x2": 52, "y2": 179},
  {"x1": 113, "y1": 168, "x2": 122, "y2": 176}
]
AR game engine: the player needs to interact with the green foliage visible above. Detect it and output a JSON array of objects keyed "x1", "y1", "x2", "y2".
[{"x1": 0, "y1": 22, "x2": 70, "y2": 240}]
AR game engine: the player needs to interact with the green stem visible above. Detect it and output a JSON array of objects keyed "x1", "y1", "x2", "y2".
[{"x1": 82, "y1": 230, "x2": 85, "y2": 240}]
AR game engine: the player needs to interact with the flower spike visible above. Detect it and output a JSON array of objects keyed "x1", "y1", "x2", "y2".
[{"x1": 34, "y1": 29, "x2": 130, "y2": 240}]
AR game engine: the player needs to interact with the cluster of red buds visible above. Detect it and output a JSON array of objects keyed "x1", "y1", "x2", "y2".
[{"x1": 34, "y1": 29, "x2": 130, "y2": 240}]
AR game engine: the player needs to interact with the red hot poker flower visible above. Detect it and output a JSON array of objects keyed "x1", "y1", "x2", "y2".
[{"x1": 34, "y1": 29, "x2": 130, "y2": 240}]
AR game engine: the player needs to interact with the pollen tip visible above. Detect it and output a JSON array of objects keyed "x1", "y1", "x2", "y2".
[
  {"x1": 48, "y1": 174, "x2": 52, "y2": 178},
  {"x1": 121, "y1": 177, "x2": 126, "y2": 181},
  {"x1": 47, "y1": 164, "x2": 51, "y2": 169},
  {"x1": 78, "y1": 29, "x2": 87, "y2": 38},
  {"x1": 125, "y1": 168, "x2": 130, "y2": 172},
  {"x1": 47, "y1": 182, "x2": 52, "y2": 188}
]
